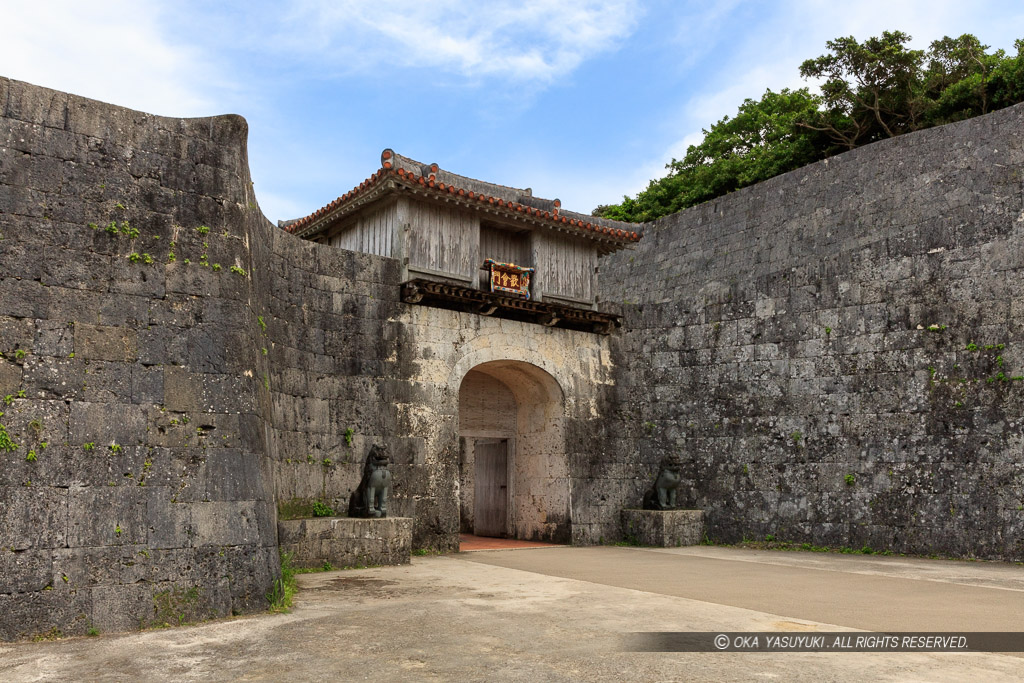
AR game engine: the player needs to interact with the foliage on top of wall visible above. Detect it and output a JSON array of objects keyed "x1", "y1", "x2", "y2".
[{"x1": 595, "y1": 32, "x2": 1024, "y2": 222}]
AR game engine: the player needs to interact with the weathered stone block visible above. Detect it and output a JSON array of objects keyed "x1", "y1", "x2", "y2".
[
  {"x1": 0, "y1": 587, "x2": 94, "y2": 640},
  {"x1": 69, "y1": 401, "x2": 147, "y2": 446},
  {"x1": 0, "y1": 548, "x2": 53, "y2": 594},
  {"x1": 74, "y1": 323, "x2": 138, "y2": 362},
  {"x1": 164, "y1": 367, "x2": 256, "y2": 414},
  {"x1": 0, "y1": 316, "x2": 35, "y2": 355},
  {"x1": 145, "y1": 488, "x2": 195, "y2": 549},
  {"x1": 202, "y1": 449, "x2": 264, "y2": 501},
  {"x1": 165, "y1": 261, "x2": 221, "y2": 297},
  {"x1": 0, "y1": 278, "x2": 49, "y2": 318},
  {"x1": 0, "y1": 359, "x2": 22, "y2": 396},
  {"x1": 81, "y1": 361, "x2": 134, "y2": 403},
  {"x1": 48, "y1": 288, "x2": 149, "y2": 327},
  {"x1": 191, "y1": 501, "x2": 263, "y2": 547},
  {"x1": 32, "y1": 319, "x2": 74, "y2": 357},
  {"x1": 42, "y1": 250, "x2": 112, "y2": 292},
  {"x1": 620, "y1": 509, "x2": 704, "y2": 547},
  {"x1": 278, "y1": 517, "x2": 412, "y2": 569},
  {"x1": 131, "y1": 365, "x2": 164, "y2": 403},
  {"x1": 91, "y1": 582, "x2": 157, "y2": 632},
  {"x1": 0, "y1": 487, "x2": 68, "y2": 550},
  {"x1": 67, "y1": 486, "x2": 148, "y2": 547},
  {"x1": 21, "y1": 355, "x2": 85, "y2": 401},
  {"x1": 53, "y1": 546, "x2": 137, "y2": 588}
]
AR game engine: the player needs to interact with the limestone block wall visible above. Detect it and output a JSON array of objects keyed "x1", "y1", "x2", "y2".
[
  {"x1": 277, "y1": 517, "x2": 412, "y2": 569},
  {"x1": 601, "y1": 102, "x2": 1024, "y2": 559},
  {"x1": 0, "y1": 77, "x2": 278, "y2": 639}
]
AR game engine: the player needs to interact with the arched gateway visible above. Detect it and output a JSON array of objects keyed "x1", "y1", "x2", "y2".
[
  {"x1": 458, "y1": 361, "x2": 570, "y2": 543},
  {"x1": 288, "y1": 149, "x2": 633, "y2": 549}
]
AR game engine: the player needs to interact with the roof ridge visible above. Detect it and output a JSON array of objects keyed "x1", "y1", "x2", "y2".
[
  {"x1": 385, "y1": 150, "x2": 532, "y2": 204},
  {"x1": 284, "y1": 151, "x2": 643, "y2": 245}
]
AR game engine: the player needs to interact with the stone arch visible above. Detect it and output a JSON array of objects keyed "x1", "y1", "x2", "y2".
[{"x1": 457, "y1": 360, "x2": 570, "y2": 543}]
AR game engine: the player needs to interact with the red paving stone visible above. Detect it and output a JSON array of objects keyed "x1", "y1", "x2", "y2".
[{"x1": 458, "y1": 534, "x2": 564, "y2": 552}]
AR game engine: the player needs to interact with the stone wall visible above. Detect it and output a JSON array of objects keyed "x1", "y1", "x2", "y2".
[
  {"x1": 277, "y1": 517, "x2": 412, "y2": 569},
  {"x1": 600, "y1": 102, "x2": 1024, "y2": 559},
  {"x1": 0, "y1": 77, "x2": 278, "y2": 639}
]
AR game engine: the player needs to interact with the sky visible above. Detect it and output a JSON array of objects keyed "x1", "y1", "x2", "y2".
[{"x1": 3, "y1": 1, "x2": 1022, "y2": 222}]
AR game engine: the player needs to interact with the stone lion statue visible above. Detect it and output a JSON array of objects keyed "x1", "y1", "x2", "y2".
[
  {"x1": 348, "y1": 444, "x2": 392, "y2": 518},
  {"x1": 642, "y1": 454, "x2": 683, "y2": 510}
]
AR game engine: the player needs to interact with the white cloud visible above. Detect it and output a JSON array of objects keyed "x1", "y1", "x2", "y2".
[
  {"x1": 277, "y1": 0, "x2": 641, "y2": 82},
  {"x1": 1, "y1": 1, "x2": 217, "y2": 117}
]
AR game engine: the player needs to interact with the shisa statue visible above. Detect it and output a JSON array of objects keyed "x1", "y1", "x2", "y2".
[
  {"x1": 348, "y1": 444, "x2": 392, "y2": 518},
  {"x1": 642, "y1": 454, "x2": 683, "y2": 510}
]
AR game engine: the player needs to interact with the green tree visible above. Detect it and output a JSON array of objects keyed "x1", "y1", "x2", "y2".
[
  {"x1": 987, "y1": 39, "x2": 1024, "y2": 110},
  {"x1": 596, "y1": 88, "x2": 826, "y2": 223},
  {"x1": 925, "y1": 34, "x2": 1001, "y2": 124},
  {"x1": 596, "y1": 32, "x2": 1024, "y2": 223},
  {"x1": 666, "y1": 88, "x2": 830, "y2": 208},
  {"x1": 798, "y1": 31, "x2": 926, "y2": 148}
]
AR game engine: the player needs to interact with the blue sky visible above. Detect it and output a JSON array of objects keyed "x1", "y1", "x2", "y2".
[{"x1": 4, "y1": 1, "x2": 1022, "y2": 222}]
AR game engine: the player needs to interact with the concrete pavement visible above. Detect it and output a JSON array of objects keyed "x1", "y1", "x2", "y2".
[
  {"x1": 1, "y1": 546, "x2": 1022, "y2": 682},
  {"x1": 463, "y1": 545, "x2": 1024, "y2": 632}
]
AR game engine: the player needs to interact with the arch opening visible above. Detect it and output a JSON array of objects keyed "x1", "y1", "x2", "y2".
[{"x1": 457, "y1": 360, "x2": 570, "y2": 543}]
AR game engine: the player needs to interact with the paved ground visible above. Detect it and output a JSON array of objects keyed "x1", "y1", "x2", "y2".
[{"x1": 2, "y1": 546, "x2": 1023, "y2": 682}]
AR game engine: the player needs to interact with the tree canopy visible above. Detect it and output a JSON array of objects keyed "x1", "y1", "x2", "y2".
[{"x1": 595, "y1": 33, "x2": 1024, "y2": 223}]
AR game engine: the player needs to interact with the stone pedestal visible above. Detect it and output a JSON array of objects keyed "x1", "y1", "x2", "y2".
[
  {"x1": 278, "y1": 517, "x2": 413, "y2": 569},
  {"x1": 620, "y1": 509, "x2": 704, "y2": 547}
]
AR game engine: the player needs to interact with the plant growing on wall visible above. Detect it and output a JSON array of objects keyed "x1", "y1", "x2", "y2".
[
  {"x1": 267, "y1": 550, "x2": 296, "y2": 613},
  {"x1": 0, "y1": 422, "x2": 17, "y2": 452},
  {"x1": 311, "y1": 501, "x2": 336, "y2": 517}
]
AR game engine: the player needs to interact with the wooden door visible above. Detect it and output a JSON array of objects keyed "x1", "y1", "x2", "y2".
[{"x1": 473, "y1": 439, "x2": 508, "y2": 537}]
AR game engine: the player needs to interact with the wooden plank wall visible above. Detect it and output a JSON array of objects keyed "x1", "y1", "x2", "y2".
[
  {"x1": 407, "y1": 202, "x2": 479, "y2": 281},
  {"x1": 321, "y1": 198, "x2": 599, "y2": 303},
  {"x1": 480, "y1": 225, "x2": 530, "y2": 266},
  {"x1": 533, "y1": 232, "x2": 596, "y2": 303},
  {"x1": 480, "y1": 225, "x2": 530, "y2": 288},
  {"x1": 327, "y1": 203, "x2": 396, "y2": 257}
]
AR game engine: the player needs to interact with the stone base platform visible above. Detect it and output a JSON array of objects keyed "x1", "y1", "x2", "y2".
[
  {"x1": 620, "y1": 509, "x2": 704, "y2": 547},
  {"x1": 278, "y1": 517, "x2": 413, "y2": 569}
]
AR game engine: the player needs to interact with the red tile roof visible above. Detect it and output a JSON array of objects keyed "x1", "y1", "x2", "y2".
[{"x1": 285, "y1": 155, "x2": 642, "y2": 246}]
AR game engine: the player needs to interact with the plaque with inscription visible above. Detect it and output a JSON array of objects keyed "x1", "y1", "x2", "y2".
[{"x1": 484, "y1": 259, "x2": 535, "y2": 298}]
